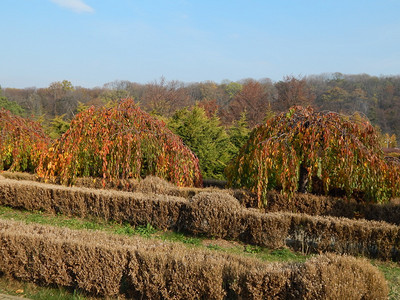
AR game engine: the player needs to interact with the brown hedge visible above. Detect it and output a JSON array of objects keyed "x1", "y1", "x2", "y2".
[
  {"x1": 5, "y1": 171, "x2": 400, "y2": 227},
  {"x1": 0, "y1": 219, "x2": 388, "y2": 299},
  {"x1": 1, "y1": 178, "x2": 400, "y2": 260},
  {"x1": 234, "y1": 188, "x2": 400, "y2": 225},
  {"x1": 0, "y1": 178, "x2": 185, "y2": 230},
  {"x1": 183, "y1": 192, "x2": 400, "y2": 260}
]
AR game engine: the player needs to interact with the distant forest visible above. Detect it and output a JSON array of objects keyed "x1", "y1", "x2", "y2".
[{"x1": 1, "y1": 73, "x2": 400, "y2": 141}]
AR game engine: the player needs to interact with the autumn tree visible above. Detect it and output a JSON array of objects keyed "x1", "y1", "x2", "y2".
[
  {"x1": 274, "y1": 76, "x2": 315, "y2": 111},
  {"x1": 197, "y1": 98, "x2": 219, "y2": 118},
  {"x1": 37, "y1": 98, "x2": 202, "y2": 187},
  {"x1": 101, "y1": 80, "x2": 132, "y2": 104},
  {"x1": 382, "y1": 133, "x2": 397, "y2": 148},
  {"x1": 141, "y1": 77, "x2": 191, "y2": 117},
  {"x1": 224, "y1": 81, "x2": 242, "y2": 100},
  {"x1": 317, "y1": 86, "x2": 350, "y2": 112},
  {"x1": 223, "y1": 79, "x2": 270, "y2": 127},
  {"x1": 45, "y1": 80, "x2": 75, "y2": 117},
  {"x1": 227, "y1": 106, "x2": 400, "y2": 206},
  {"x1": 0, "y1": 109, "x2": 50, "y2": 172},
  {"x1": 71, "y1": 87, "x2": 105, "y2": 110}
]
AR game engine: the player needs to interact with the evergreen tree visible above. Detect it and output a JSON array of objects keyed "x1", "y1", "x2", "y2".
[
  {"x1": 47, "y1": 115, "x2": 70, "y2": 139},
  {"x1": 168, "y1": 106, "x2": 235, "y2": 179},
  {"x1": 0, "y1": 88, "x2": 25, "y2": 116},
  {"x1": 228, "y1": 112, "x2": 250, "y2": 157}
]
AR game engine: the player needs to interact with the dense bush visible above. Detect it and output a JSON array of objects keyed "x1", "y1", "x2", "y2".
[
  {"x1": 0, "y1": 109, "x2": 49, "y2": 172},
  {"x1": 227, "y1": 106, "x2": 400, "y2": 205},
  {"x1": 168, "y1": 106, "x2": 238, "y2": 179},
  {"x1": 0, "y1": 95, "x2": 25, "y2": 116},
  {"x1": 37, "y1": 98, "x2": 202, "y2": 187}
]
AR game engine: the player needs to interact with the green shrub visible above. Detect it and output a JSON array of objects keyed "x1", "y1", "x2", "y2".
[
  {"x1": 168, "y1": 106, "x2": 237, "y2": 180},
  {"x1": 0, "y1": 95, "x2": 24, "y2": 116}
]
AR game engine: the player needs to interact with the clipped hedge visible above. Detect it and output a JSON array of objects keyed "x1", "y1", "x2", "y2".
[
  {"x1": 234, "y1": 189, "x2": 400, "y2": 226},
  {"x1": 0, "y1": 178, "x2": 185, "y2": 230},
  {"x1": 6, "y1": 172, "x2": 400, "y2": 228},
  {"x1": 184, "y1": 193, "x2": 400, "y2": 260},
  {"x1": 1, "y1": 178, "x2": 400, "y2": 260},
  {"x1": 0, "y1": 219, "x2": 388, "y2": 299}
]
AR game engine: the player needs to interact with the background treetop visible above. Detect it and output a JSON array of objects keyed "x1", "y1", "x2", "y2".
[{"x1": 3, "y1": 74, "x2": 399, "y2": 139}]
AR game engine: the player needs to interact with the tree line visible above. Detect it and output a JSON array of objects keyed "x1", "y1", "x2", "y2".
[
  {"x1": 2, "y1": 74, "x2": 400, "y2": 131},
  {"x1": 1, "y1": 73, "x2": 399, "y2": 179}
]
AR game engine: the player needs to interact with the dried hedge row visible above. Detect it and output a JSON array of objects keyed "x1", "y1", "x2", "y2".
[
  {"x1": 1, "y1": 179, "x2": 400, "y2": 260},
  {"x1": 0, "y1": 179, "x2": 185, "y2": 230},
  {"x1": 183, "y1": 193, "x2": 400, "y2": 260},
  {"x1": 5, "y1": 172, "x2": 400, "y2": 227},
  {"x1": 0, "y1": 219, "x2": 388, "y2": 299},
  {"x1": 71, "y1": 175, "x2": 400, "y2": 226},
  {"x1": 235, "y1": 189, "x2": 400, "y2": 226}
]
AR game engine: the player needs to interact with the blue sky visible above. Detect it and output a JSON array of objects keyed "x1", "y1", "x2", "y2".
[{"x1": 1, "y1": 0, "x2": 400, "y2": 88}]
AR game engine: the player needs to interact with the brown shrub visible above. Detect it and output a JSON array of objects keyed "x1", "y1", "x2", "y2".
[
  {"x1": 135, "y1": 176, "x2": 228, "y2": 199},
  {"x1": 73, "y1": 177, "x2": 139, "y2": 192},
  {"x1": 232, "y1": 189, "x2": 259, "y2": 208},
  {"x1": 4, "y1": 171, "x2": 400, "y2": 227},
  {"x1": 292, "y1": 253, "x2": 389, "y2": 300},
  {"x1": 126, "y1": 249, "x2": 226, "y2": 299},
  {"x1": 0, "y1": 221, "x2": 128, "y2": 296},
  {"x1": 0, "y1": 171, "x2": 36, "y2": 181},
  {"x1": 238, "y1": 211, "x2": 292, "y2": 249},
  {"x1": 182, "y1": 191, "x2": 243, "y2": 237},
  {"x1": 184, "y1": 194, "x2": 400, "y2": 260},
  {"x1": 136, "y1": 175, "x2": 180, "y2": 196},
  {"x1": 0, "y1": 219, "x2": 389, "y2": 299},
  {"x1": 285, "y1": 213, "x2": 400, "y2": 260}
]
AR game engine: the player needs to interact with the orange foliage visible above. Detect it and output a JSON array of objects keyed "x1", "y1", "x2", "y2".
[
  {"x1": 227, "y1": 106, "x2": 400, "y2": 205},
  {"x1": 37, "y1": 98, "x2": 202, "y2": 187},
  {"x1": 0, "y1": 109, "x2": 50, "y2": 172}
]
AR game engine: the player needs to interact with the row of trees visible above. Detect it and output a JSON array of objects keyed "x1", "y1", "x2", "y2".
[
  {"x1": 2, "y1": 101, "x2": 399, "y2": 204},
  {"x1": 2, "y1": 73, "x2": 400, "y2": 136},
  {"x1": 2, "y1": 74, "x2": 399, "y2": 180}
]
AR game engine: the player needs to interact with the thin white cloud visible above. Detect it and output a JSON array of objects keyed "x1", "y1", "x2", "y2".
[{"x1": 50, "y1": 0, "x2": 94, "y2": 13}]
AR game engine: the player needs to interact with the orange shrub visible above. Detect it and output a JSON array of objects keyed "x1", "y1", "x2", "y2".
[
  {"x1": 37, "y1": 98, "x2": 202, "y2": 187},
  {"x1": 227, "y1": 106, "x2": 400, "y2": 205},
  {"x1": 0, "y1": 109, "x2": 50, "y2": 172}
]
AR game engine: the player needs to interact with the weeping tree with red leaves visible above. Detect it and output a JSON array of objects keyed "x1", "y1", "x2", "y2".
[
  {"x1": 37, "y1": 98, "x2": 202, "y2": 187},
  {"x1": 226, "y1": 106, "x2": 400, "y2": 206},
  {"x1": 0, "y1": 109, "x2": 50, "y2": 172}
]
